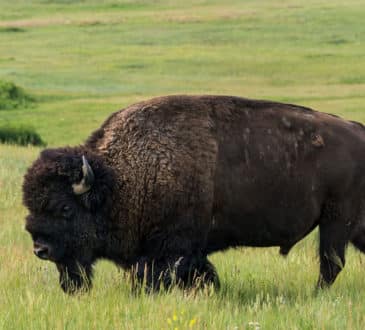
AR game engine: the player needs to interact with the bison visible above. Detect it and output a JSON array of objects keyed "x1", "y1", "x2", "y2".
[{"x1": 23, "y1": 95, "x2": 365, "y2": 294}]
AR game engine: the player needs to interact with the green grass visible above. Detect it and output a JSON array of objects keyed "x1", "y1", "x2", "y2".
[{"x1": 1, "y1": 0, "x2": 365, "y2": 329}]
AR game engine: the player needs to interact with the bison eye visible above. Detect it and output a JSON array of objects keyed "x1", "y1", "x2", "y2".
[{"x1": 61, "y1": 205, "x2": 72, "y2": 218}]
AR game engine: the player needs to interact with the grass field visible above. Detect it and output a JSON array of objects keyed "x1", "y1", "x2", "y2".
[{"x1": 1, "y1": 0, "x2": 365, "y2": 329}]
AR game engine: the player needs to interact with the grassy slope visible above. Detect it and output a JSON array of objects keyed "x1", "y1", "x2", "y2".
[{"x1": 0, "y1": 0, "x2": 365, "y2": 329}]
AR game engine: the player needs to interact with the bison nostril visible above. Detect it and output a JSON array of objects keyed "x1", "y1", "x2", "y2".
[{"x1": 34, "y1": 245, "x2": 49, "y2": 260}]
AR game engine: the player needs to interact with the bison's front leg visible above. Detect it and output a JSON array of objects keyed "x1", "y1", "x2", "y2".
[
  {"x1": 132, "y1": 255, "x2": 219, "y2": 292},
  {"x1": 172, "y1": 256, "x2": 220, "y2": 289},
  {"x1": 56, "y1": 262, "x2": 93, "y2": 294},
  {"x1": 131, "y1": 257, "x2": 171, "y2": 292}
]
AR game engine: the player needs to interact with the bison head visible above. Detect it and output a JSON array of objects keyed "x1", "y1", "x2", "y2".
[{"x1": 23, "y1": 147, "x2": 115, "y2": 294}]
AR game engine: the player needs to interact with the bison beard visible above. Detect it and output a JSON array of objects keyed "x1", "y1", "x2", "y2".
[
  {"x1": 57, "y1": 262, "x2": 93, "y2": 294},
  {"x1": 22, "y1": 95, "x2": 365, "y2": 294}
]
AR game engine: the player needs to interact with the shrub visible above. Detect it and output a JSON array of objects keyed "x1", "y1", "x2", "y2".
[
  {"x1": 0, "y1": 80, "x2": 34, "y2": 110},
  {"x1": 0, "y1": 27, "x2": 25, "y2": 33},
  {"x1": 0, "y1": 126, "x2": 46, "y2": 146}
]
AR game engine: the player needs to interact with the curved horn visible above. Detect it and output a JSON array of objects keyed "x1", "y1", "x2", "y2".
[{"x1": 72, "y1": 155, "x2": 95, "y2": 195}]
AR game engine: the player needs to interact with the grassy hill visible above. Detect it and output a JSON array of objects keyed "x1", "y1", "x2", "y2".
[{"x1": 1, "y1": 0, "x2": 365, "y2": 329}]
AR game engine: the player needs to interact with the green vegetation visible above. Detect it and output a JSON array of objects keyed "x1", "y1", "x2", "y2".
[
  {"x1": 0, "y1": 125, "x2": 45, "y2": 146},
  {"x1": 0, "y1": 80, "x2": 34, "y2": 110},
  {"x1": 0, "y1": 0, "x2": 364, "y2": 329}
]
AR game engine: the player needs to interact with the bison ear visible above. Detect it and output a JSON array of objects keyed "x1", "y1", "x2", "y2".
[{"x1": 72, "y1": 155, "x2": 95, "y2": 195}]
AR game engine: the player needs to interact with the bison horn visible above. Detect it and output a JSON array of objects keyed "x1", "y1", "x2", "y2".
[{"x1": 72, "y1": 155, "x2": 95, "y2": 195}]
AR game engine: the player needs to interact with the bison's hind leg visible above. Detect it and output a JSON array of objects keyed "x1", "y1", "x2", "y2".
[
  {"x1": 350, "y1": 224, "x2": 365, "y2": 254},
  {"x1": 317, "y1": 199, "x2": 354, "y2": 289}
]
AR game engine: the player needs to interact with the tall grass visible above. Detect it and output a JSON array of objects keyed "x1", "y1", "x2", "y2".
[{"x1": 0, "y1": 0, "x2": 365, "y2": 329}]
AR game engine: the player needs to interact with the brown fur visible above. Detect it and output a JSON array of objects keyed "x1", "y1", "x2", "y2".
[{"x1": 23, "y1": 95, "x2": 365, "y2": 293}]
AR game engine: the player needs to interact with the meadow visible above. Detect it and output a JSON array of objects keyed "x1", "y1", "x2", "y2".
[{"x1": 1, "y1": 0, "x2": 365, "y2": 329}]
